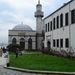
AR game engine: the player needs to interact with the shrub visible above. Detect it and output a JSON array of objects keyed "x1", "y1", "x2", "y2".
[
  {"x1": 40, "y1": 47, "x2": 75, "y2": 59},
  {"x1": 60, "y1": 49, "x2": 74, "y2": 58}
]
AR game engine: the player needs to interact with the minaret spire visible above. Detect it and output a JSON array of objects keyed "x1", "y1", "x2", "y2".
[
  {"x1": 35, "y1": 0, "x2": 44, "y2": 50},
  {"x1": 38, "y1": 0, "x2": 40, "y2": 4}
]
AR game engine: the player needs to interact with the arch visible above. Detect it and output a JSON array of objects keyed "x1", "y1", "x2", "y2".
[
  {"x1": 28, "y1": 38, "x2": 32, "y2": 50},
  {"x1": 20, "y1": 38, "x2": 25, "y2": 50},
  {"x1": 12, "y1": 38, "x2": 17, "y2": 44},
  {"x1": 47, "y1": 41, "x2": 51, "y2": 50},
  {"x1": 60, "y1": 13, "x2": 63, "y2": 27}
]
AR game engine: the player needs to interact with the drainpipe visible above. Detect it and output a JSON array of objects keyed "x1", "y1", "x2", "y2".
[
  {"x1": 69, "y1": 3, "x2": 71, "y2": 50},
  {"x1": 52, "y1": 15, "x2": 53, "y2": 49}
]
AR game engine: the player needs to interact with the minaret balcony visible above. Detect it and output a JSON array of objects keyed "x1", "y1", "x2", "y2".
[{"x1": 35, "y1": 11, "x2": 44, "y2": 17}]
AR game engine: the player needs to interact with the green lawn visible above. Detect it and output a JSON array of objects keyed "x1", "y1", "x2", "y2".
[{"x1": 10, "y1": 53, "x2": 75, "y2": 72}]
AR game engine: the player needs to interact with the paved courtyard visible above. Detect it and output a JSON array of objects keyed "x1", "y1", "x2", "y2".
[{"x1": 0, "y1": 66, "x2": 48, "y2": 75}]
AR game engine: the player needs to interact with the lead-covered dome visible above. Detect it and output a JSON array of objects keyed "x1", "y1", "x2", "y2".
[{"x1": 12, "y1": 25, "x2": 32, "y2": 31}]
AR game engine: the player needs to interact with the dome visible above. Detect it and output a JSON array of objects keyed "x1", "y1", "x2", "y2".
[{"x1": 12, "y1": 24, "x2": 32, "y2": 31}]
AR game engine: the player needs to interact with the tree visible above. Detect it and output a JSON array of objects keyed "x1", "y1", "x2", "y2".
[{"x1": 7, "y1": 44, "x2": 21, "y2": 53}]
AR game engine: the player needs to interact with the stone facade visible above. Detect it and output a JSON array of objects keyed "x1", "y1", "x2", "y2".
[
  {"x1": 9, "y1": 29, "x2": 36, "y2": 50},
  {"x1": 35, "y1": 0, "x2": 44, "y2": 49}
]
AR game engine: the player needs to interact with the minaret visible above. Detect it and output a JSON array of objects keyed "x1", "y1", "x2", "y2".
[
  {"x1": 35, "y1": 0, "x2": 44, "y2": 49},
  {"x1": 35, "y1": 0, "x2": 44, "y2": 34}
]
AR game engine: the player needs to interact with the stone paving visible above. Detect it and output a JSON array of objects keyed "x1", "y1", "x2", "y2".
[
  {"x1": 0, "y1": 52, "x2": 9, "y2": 66},
  {"x1": 0, "y1": 66, "x2": 48, "y2": 75}
]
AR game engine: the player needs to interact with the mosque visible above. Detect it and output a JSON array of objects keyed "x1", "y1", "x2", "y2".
[
  {"x1": 8, "y1": 0, "x2": 44, "y2": 50},
  {"x1": 9, "y1": 0, "x2": 75, "y2": 52}
]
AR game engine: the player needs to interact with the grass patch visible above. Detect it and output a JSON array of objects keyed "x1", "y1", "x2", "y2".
[{"x1": 10, "y1": 53, "x2": 75, "y2": 72}]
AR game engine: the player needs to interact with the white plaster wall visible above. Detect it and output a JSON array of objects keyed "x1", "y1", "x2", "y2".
[
  {"x1": 45, "y1": 32, "x2": 52, "y2": 47},
  {"x1": 44, "y1": 0, "x2": 75, "y2": 51},
  {"x1": 37, "y1": 37, "x2": 43, "y2": 49},
  {"x1": 36, "y1": 18, "x2": 43, "y2": 34},
  {"x1": 71, "y1": 24, "x2": 75, "y2": 50}
]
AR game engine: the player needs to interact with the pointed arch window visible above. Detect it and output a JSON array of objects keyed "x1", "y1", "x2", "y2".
[
  {"x1": 48, "y1": 22, "x2": 50, "y2": 31},
  {"x1": 12, "y1": 38, "x2": 17, "y2": 44},
  {"x1": 20, "y1": 38, "x2": 25, "y2": 42},
  {"x1": 45, "y1": 24, "x2": 47, "y2": 32},
  {"x1": 53, "y1": 18, "x2": 55, "y2": 29},
  {"x1": 71, "y1": 9, "x2": 75, "y2": 24},
  {"x1": 65, "y1": 12, "x2": 68, "y2": 26},
  {"x1": 57, "y1": 16, "x2": 59, "y2": 28},
  {"x1": 50, "y1": 21, "x2": 52, "y2": 30}
]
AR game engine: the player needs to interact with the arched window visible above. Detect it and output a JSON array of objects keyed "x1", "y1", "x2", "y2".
[
  {"x1": 28, "y1": 38, "x2": 32, "y2": 50},
  {"x1": 53, "y1": 18, "x2": 55, "y2": 29},
  {"x1": 20, "y1": 38, "x2": 25, "y2": 50},
  {"x1": 20, "y1": 38, "x2": 25, "y2": 42},
  {"x1": 60, "y1": 14, "x2": 63, "y2": 27},
  {"x1": 57, "y1": 16, "x2": 59, "y2": 28},
  {"x1": 12, "y1": 38, "x2": 16, "y2": 44}
]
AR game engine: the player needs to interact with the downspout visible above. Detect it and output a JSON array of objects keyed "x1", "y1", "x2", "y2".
[
  {"x1": 69, "y1": 3, "x2": 71, "y2": 50},
  {"x1": 52, "y1": 15, "x2": 53, "y2": 49}
]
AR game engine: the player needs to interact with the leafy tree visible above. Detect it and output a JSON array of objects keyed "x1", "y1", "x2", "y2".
[{"x1": 7, "y1": 44, "x2": 21, "y2": 53}]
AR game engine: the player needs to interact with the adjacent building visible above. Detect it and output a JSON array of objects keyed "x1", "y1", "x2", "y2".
[
  {"x1": 8, "y1": 0, "x2": 44, "y2": 50},
  {"x1": 43, "y1": 0, "x2": 75, "y2": 51}
]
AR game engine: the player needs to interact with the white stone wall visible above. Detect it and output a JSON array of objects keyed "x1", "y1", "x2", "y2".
[
  {"x1": 36, "y1": 18, "x2": 43, "y2": 34},
  {"x1": 37, "y1": 36, "x2": 43, "y2": 49},
  {"x1": 9, "y1": 30, "x2": 36, "y2": 50}
]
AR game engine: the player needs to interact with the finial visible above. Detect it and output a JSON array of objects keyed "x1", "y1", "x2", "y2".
[{"x1": 38, "y1": 0, "x2": 40, "y2": 4}]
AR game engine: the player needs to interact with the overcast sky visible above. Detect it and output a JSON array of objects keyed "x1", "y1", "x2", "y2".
[{"x1": 0, "y1": 0, "x2": 70, "y2": 44}]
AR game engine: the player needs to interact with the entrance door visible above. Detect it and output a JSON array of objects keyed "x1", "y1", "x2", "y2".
[
  {"x1": 47, "y1": 41, "x2": 51, "y2": 50},
  {"x1": 20, "y1": 38, "x2": 25, "y2": 50}
]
